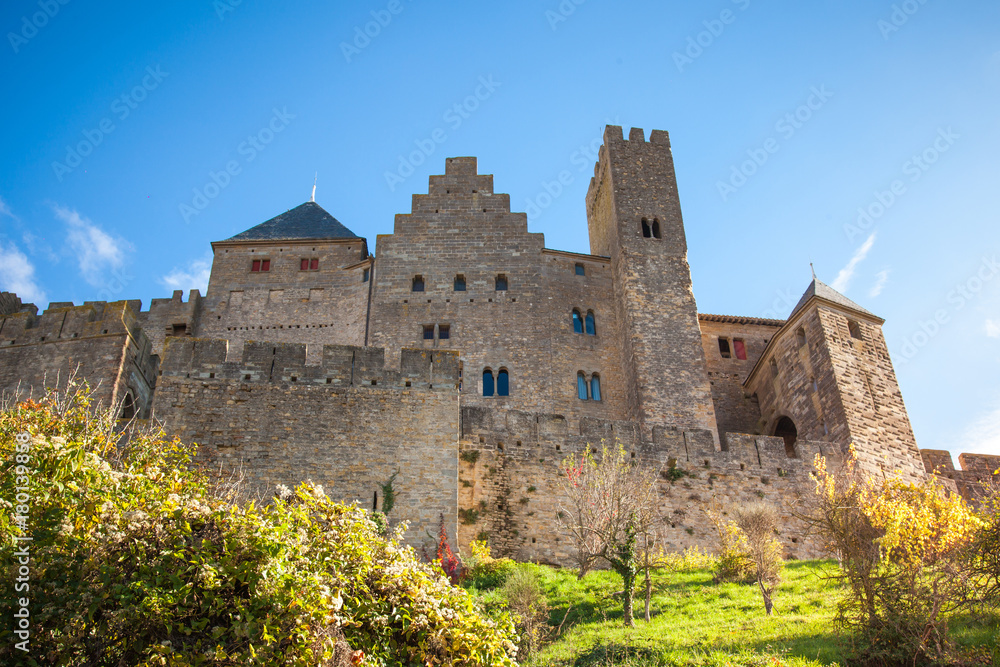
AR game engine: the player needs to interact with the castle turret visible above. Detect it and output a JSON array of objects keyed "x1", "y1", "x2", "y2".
[{"x1": 585, "y1": 126, "x2": 719, "y2": 443}]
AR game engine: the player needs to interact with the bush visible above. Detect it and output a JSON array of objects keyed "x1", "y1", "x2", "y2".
[
  {"x1": 503, "y1": 565, "x2": 549, "y2": 658},
  {"x1": 707, "y1": 507, "x2": 755, "y2": 584},
  {"x1": 463, "y1": 540, "x2": 516, "y2": 591},
  {"x1": 655, "y1": 545, "x2": 718, "y2": 573},
  {"x1": 0, "y1": 386, "x2": 518, "y2": 666}
]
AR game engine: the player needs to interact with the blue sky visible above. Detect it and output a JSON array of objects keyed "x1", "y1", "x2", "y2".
[{"x1": 1, "y1": 0, "x2": 998, "y2": 464}]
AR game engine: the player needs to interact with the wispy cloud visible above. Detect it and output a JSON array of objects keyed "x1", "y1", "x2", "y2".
[
  {"x1": 0, "y1": 241, "x2": 47, "y2": 304},
  {"x1": 53, "y1": 205, "x2": 131, "y2": 287},
  {"x1": 869, "y1": 268, "x2": 891, "y2": 298},
  {"x1": 987, "y1": 319, "x2": 1000, "y2": 339},
  {"x1": 0, "y1": 196, "x2": 14, "y2": 220},
  {"x1": 832, "y1": 233, "x2": 876, "y2": 293},
  {"x1": 160, "y1": 255, "x2": 212, "y2": 294},
  {"x1": 956, "y1": 399, "x2": 1000, "y2": 459}
]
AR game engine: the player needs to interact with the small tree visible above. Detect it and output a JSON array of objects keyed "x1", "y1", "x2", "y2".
[
  {"x1": 734, "y1": 502, "x2": 784, "y2": 615},
  {"x1": 558, "y1": 442, "x2": 659, "y2": 627}
]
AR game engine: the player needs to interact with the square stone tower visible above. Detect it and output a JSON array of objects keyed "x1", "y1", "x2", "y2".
[{"x1": 585, "y1": 126, "x2": 719, "y2": 443}]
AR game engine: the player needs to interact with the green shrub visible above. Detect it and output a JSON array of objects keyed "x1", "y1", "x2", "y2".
[
  {"x1": 0, "y1": 386, "x2": 518, "y2": 666},
  {"x1": 463, "y1": 540, "x2": 516, "y2": 591}
]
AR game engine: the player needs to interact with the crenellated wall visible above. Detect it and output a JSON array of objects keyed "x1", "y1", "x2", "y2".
[
  {"x1": 153, "y1": 338, "x2": 461, "y2": 550},
  {"x1": 921, "y1": 449, "x2": 1000, "y2": 504},
  {"x1": 137, "y1": 289, "x2": 203, "y2": 357}
]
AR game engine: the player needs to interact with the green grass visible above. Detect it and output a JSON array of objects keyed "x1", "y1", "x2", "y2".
[{"x1": 511, "y1": 560, "x2": 1000, "y2": 667}]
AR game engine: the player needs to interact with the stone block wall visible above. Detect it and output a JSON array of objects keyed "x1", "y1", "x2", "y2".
[
  {"x1": 922, "y1": 448, "x2": 1000, "y2": 504},
  {"x1": 456, "y1": 405, "x2": 843, "y2": 566},
  {"x1": 153, "y1": 338, "x2": 461, "y2": 549},
  {"x1": 137, "y1": 289, "x2": 203, "y2": 357}
]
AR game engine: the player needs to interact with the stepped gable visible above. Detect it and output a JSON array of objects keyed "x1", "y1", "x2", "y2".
[
  {"x1": 222, "y1": 201, "x2": 360, "y2": 242},
  {"x1": 789, "y1": 278, "x2": 880, "y2": 321}
]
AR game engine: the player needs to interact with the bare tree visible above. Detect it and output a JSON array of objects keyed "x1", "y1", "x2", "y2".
[
  {"x1": 734, "y1": 501, "x2": 784, "y2": 615},
  {"x1": 558, "y1": 442, "x2": 660, "y2": 627}
]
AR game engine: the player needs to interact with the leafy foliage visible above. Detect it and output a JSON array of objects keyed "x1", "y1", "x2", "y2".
[
  {"x1": 0, "y1": 386, "x2": 518, "y2": 666},
  {"x1": 463, "y1": 540, "x2": 516, "y2": 591}
]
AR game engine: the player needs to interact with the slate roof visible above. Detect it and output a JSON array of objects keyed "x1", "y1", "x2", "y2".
[
  {"x1": 789, "y1": 278, "x2": 878, "y2": 320},
  {"x1": 224, "y1": 202, "x2": 360, "y2": 242}
]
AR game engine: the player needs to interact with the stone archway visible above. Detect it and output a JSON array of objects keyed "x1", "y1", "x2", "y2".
[{"x1": 774, "y1": 416, "x2": 798, "y2": 458}]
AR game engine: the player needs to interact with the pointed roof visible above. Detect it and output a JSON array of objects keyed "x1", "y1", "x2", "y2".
[
  {"x1": 788, "y1": 278, "x2": 879, "y2": 321},
  {"x1": 223, "y1": 202, "x2": 360, "y2": 242}
]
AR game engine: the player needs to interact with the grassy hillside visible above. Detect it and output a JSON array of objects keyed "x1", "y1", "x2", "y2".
[{"x1": 517, "y1": 560, "x2": 1000, "y2": 667}]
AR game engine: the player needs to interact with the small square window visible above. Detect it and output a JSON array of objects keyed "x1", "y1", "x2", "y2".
[
  {"x1": 734, "y1": 339, "x2": 747, "y2": 360},
  {"x1": 300, "y1": 258, "x2": 309, "y2": 271},
  {"x1": 261, "y1": 259, "x2": 270, "y2": 271},
  {"x1": 575, "y1": 263, "x2": 585, "y2": 276},
  {"x1": 310, "y1": 258, "x2": 318, "y2": 270},
  {"x1": 423, "y1": 325, "x2": 434, "y2": 340},
  {"x1": 454, "y1": 274, "x2": 466, "y2": 291},
  {"x1": 251, "y1": 259, "x2": 261, "y2": 272},
  {"x1": 495, "y1": 274, "x2": 508, "y2": 291},
  {"x1": 412, "y1": 275, "x2": 425, "y2": 292},
  {"x1": 718, "y1": 338, "x2": 731, "y2": 359},
  {"x1": 439, "y1": 324, "x2": 450, "y2": 340}
]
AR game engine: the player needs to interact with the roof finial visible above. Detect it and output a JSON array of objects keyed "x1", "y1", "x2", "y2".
[
  {"x1": 310, "y1": 173, "x2": 317, "y2": 203},
  {"x1": 810, "y1": 262, "x2": 817, "y2": 280}
]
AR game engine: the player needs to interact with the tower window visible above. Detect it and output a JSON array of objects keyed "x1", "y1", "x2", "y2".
[
  {"x1": 483, "y1": 369, "x2": 495, "y2": 397},
  {"x1": 718, "y1": 338, "x2": 731, "y2": 359},
  {"x1": 641, "y1": 218, "x2": 652, "y2": 238},
  {"x1": 585, "y1": 311, "x2": 596, "y2": 336},
  {"x1": 412, "y1": 275, "x2": 425, "y2": 292},
  {"x1": 572, "y1": 309, "x2": 583, "y2": 334},
  {"x1": 362, "y1": 268, "x2": 370, "y2": 282},
  {"x1": 438, "y1": 324, "x2": 450, "y2": 340},
  {"x1": 575, "y1": 263, "x2": 585, "y2": 276},
  {"x1": 454, "y1": 274, "x2": 466, "y2": 291},
  {"x1": 848, "y1": 319, "x2": 862, "y2": 340},
  {"x1": 300, "y1": 258, "x2": 319, "y2": 271},
  {"x1": 652, "y1": 218, "x2": 662, "y2": 239},
  {"x1": 590, "y1": 374, "x2": 602, "y2": 402},
  {"x1": 423, "y1": 325, "x2": 435, "y2": 340},
  {"x1": 577, "y1": 372, "x2": 588, "y2": 400},
  {"x1": 796, "y1": 327, "x2": 807, "y2": 347},
  {"x1": 497, "y1": 369, "x2": 509, "y2": 396},
  {"x1": 251, "y1": 259, "x2": 270, "y2": 272},
  {"x1": 495, "y1": 274, "x2": 508, "y2": 291},
  {"x1": 734, "y1": 338, "x2": 747, "y2": 360},
  {"x1": 770, "y1": 357, "x2": 779, "y2": 378}
]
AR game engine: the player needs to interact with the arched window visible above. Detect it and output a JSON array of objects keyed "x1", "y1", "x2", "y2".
[
  {"x1": 572, "y1": 309, "x2": 583, "y2": 333},
  {"x1": 495, "y1": 274, "x2": 508, "y2": 291},
  {"x1": 483, "y1": 369, "x2": 495, "y2": 397},
  {"x1": 497, "y1": 369, "x2": 509, "y2": 396},
  {"x1": 585, "y1": 311, "x2": 596, "y2": 336},
  {"x1": 848, "y1": 319, "x2": 862, "y2": 340},
  {"x1": 412, "y1": 275, "x2": 425, "y2": 292},
  {"x1": 769, "y1": 357, "x2": 778, "y2": 378},
  {"x1": 641, "y1": 218, "x2": 652, "y2": 238},
  {"x1": 454, "y1": 274, "x2": 466, "y2": 291},
  {"x1": 651, "y1": 218, "x2": 662, "y2": 239},
  {"x1": 796, "y1": 327, "x2": 806, "y2": 347},
  {"x1": 774, "y1": 416, "x2": 798, "y2": 458},
  {"x1": 577, "y1": 372, "x2": 588, "y2": 400},
  {"x1": 120, "y1": 391, "x2": 136, "y2": 420},
  {"x1": 590, "y1": 374, "x2": 602, "y2": 402}
]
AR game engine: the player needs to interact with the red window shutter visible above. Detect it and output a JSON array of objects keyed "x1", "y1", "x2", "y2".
[
  {"x1": 310, "y1": 258, "x2": 318, "y2": 270},
  {"x1": 261, "y1": 260, "x2": 270, "y2": 271},
  {"x1": 734, "y1": 339, "x2": 747, "y2": 360},
  {"x1": 301, "y1": 258, "x2": 308, "y2": 271},
  {"x1": 251, "y1": 260, "x2": 260, "y2": 272}
]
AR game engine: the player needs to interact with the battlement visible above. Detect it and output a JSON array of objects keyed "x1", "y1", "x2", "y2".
[
  {"x1": 0, "y1": 299, "x2": 147, "y2": 347},
  {"x1": 160, "y1": 338, "x2": 460, "y2": 390}
]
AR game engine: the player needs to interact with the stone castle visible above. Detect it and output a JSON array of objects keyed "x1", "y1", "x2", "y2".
[{"x1": 2, "y1": 126, "x2": 995, "y2": 562}]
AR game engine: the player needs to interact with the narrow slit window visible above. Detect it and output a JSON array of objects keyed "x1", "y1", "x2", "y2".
[
  {"x1": 577, "y1": 372, "x2": 588, "y2": 400},
  {"x1": 483, "y1": 369, "x2": 495, "y2": 397},
  {"x1": 454, "y1": 274, "x2": 466, "y2": 291},
  {"x1": 718, "y1": 337, "x2": 731, "y2": 358},
  {"x1": 796, "y1": 327, "x2": 807, "y2": 347},
  {"x1": 497, "y1": 369, "x2": 509, "y2": 396},
  {"x1": 770, "y1": 357, "x2": 779, "y2": 378},
  {"x1": 641, "y1": 218, "x2": 652, "y2": 238},
  {"x1": 572, "y1": 309, "x2": 583, "y2": 334},
  {"x1": 652, "y1": 218, "x2": 662, "y2": 239},
  {"x1": 585, "y1": 311, "x2": 596, "y2": 336},
  {"x1": 362, "y1": 268, "x2": 370, "y2": 282},
  {"x1": 495, "y1": 274, "x2": 508, "y2": 291},
  {"x1": 575, "y1": 263, "x2": 585, "y2": 276},
  {"x1": 412, "y1": 275, "x2": 425, "y2": 292},
  {"x1": 590, "y1": 374, "x2": 602, "y2": 402},
  {"x1": 733, "y1": 338, "x2": 747, "y2": 360}
]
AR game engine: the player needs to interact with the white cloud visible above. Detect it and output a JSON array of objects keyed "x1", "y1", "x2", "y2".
[
  {"x1": 0, "y1": 241, "x2": 47, "y2": 304},
  {"x1": 53, "y1": 205, "x2": 131, "y2": 287},
  {"x1": 869, "y1": 268, "x2": 891, "y2": 298},
  {"x1": 955, "y1": 400, "x2": 1000, "y2": 459},
  {"x1": 0, "y1": 195, "x2": 14, "y2": 220},
  {"x1": 831, "y1": 233, "x2": 876, "y2": 293},
  {"x1": 160, "y1": 255, "x2": 212, "y2": 294},
  {"x1": 987, "y1": 319, "x2": 1000, "y2": 339}
]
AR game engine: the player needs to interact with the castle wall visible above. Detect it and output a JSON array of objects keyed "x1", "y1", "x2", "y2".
[
  {"x1": 456, "y1": 406, "x2": 842, "y2": 566},
  {"x1": 585, "y1": 127, "x2": 719, "y2": 441},
  {"x1": 922, "y1": 448, "x2": 1000, "y2": 504},
  {"x1": 137, "y1": 289, "x2": 203, "y2": 357},
  {"x1": 367, "y1": 157, "x2": 627, "y2": 428},
  {"x1": 197, "y1": 239, "x2": 370, "y2": 362},
  {"x1": 152, "y1": 338, "x2": 460, "y2": 549},
  {"x1": 0, "y1": 301, "x2": 158, "y2": 417},
  {"x1": 698, "y1": 315, "x2": 783, "y2": 439}
]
